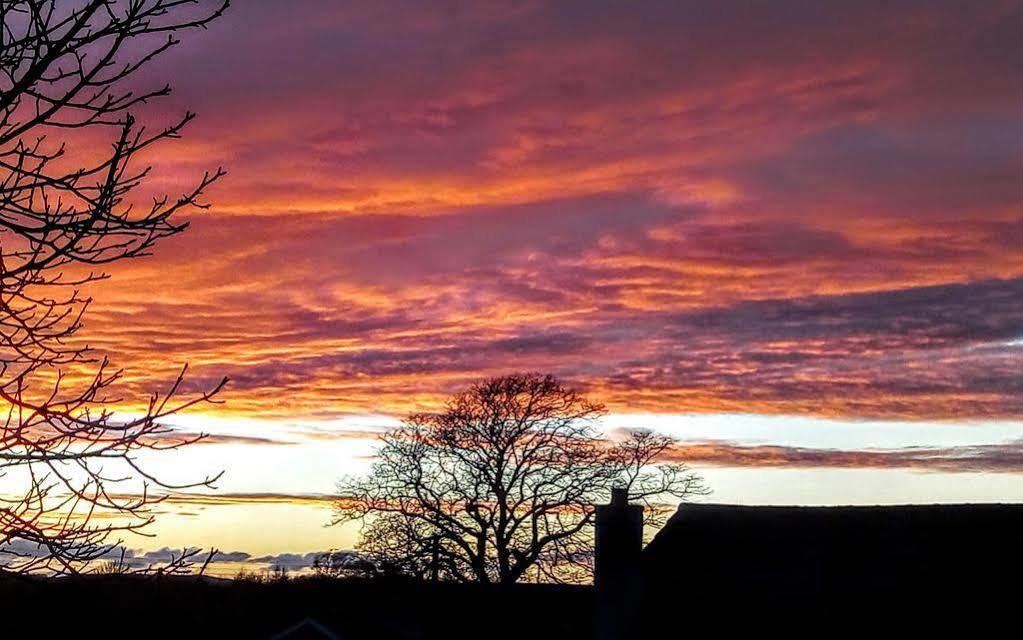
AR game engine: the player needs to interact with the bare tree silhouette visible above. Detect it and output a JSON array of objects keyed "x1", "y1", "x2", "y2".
[
  {"x1": 334, "y1": 373, "x2": 708, "y2": 584},
  {"x1": 0, "y1": 0, "x2": 228, "y2": 574}
]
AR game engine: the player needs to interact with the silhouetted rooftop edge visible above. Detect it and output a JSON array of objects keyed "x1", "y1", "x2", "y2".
[{"x1": 664, "y1": 501, "x2": 1023, "y2": 514}]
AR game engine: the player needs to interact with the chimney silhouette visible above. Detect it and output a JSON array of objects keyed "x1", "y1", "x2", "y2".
[{"x1": 594, "y1": 487, "x2": 643, "y2": 640}]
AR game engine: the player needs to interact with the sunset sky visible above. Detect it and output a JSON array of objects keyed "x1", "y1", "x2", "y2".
[{"x1": 48, "y1": 1, "x2": 1023, "y2": 571}]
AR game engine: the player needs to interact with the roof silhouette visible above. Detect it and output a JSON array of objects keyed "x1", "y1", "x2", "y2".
[
  {"x1": 640, "y1": 502, "x2": 1022, "y2": 627},
  {"x1": 270, "y1": 617, "x2": 342, "y2": 640}
]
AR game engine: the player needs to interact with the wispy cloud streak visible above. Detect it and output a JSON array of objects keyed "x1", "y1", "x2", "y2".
[{"x1": 664, "y1": 440, "x2": 1023, "y2": 473}]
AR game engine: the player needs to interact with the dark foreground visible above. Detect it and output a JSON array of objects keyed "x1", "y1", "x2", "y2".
[
  {"x1": 0, "y1": 566, "x2": 1016, "y2": 640},
  {"x1": 0, "y1": 574, "x2": 592, "y2": 640},
  {"x1": 1, "y1": 568, "x2": 1018, "y2": 639},
  {"x1": 3, "y1": 503, "x2": 1020, "y2": 639}
]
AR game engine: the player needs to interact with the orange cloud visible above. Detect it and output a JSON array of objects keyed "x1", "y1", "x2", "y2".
[{"x1": 32, "y1": 0, "x2": 1023, "y2": 424}]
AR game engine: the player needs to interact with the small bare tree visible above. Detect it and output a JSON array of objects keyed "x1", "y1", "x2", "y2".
[
  {"x1": 0, "y1": 0, "x2": 228, "y2": 574},
  {"x1": 312, "y1": 549, "x2": 388, "y2": 580},
  {"x1": 334, "y1": 374, "x2": 708, "y2": 584}
]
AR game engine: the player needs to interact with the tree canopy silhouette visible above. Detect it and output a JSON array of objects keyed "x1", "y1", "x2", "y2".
[
  {"x1": 334, "y1": 373, "x2": 708, "y2": 584},
  {"x1": 0, "y1": 0, "x2": 228, "y2": 574}
]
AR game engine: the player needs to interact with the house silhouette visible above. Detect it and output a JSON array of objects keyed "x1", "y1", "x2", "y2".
[{"x1": 595, "y1": 490, "x2": 1023, "y2": 638}]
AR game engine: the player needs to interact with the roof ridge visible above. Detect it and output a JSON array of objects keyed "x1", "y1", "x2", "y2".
[{"x1": 678, "y1": 502, "x2": 1023, "y2": 510}]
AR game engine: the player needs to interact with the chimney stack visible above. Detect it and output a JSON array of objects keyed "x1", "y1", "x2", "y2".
[{"x1": 594, "y1": 488, "x2": 643, "y2": 640}]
